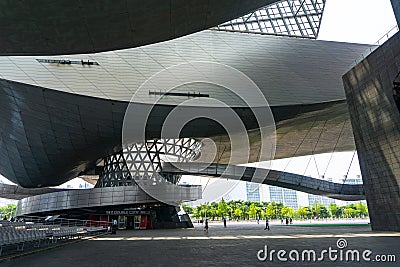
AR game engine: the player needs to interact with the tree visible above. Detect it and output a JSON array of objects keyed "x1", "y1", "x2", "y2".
[
  {"x1": 193, "y1": 204, "x2": 207, "y2": 219},
  {"x1": 261, "y1": 202, "x2": 270, "y2": 209},
  {"x1": 329, "y1": 203, "x2": 343, "y2": 218},
  {"x1": 310, "y1": 201, "x2": 332, "y2": 219},
  {"x1": 217, "y1": 198, "x2": 229, "y2": 219},
  {"x1": 271, "y1": 202, "x2": 284, "y2": 219},
  {"x1": 0, "y1": 204, "x2": 16, "y2": 219},
  {"x1": 190, "y1": 199, "x2": 366, "y2": 222},
  {"x1": 207, "y1": 206, "x2": 217, "y2": 220},
  {"x1": 355, "y1": 202, "x2": 368, "y2": 217},
  {"x1": 343, "y1": 207, "x2": 356, "y2": 218},
  {"x1": 297, "y1": 206, "x2": 312, "y2": 219},
  {"x1": 247, "y1": 203, "x2": 260, "y2": 219},
  {"x1": 227, "y1": 205, "x2": 233, "y2": 220},
  {"x1": 265, "y1": 202, "x2": 282, "y2": 219},
  {"x1": 193, "y1": 207, "x2": 201, "y2": 219},
  {"x1": 182, "y1": 203, "x2": 193, "y2": 215},
  {"x1": 233, "y1": 207, "x2": 243, "y2": 219},
  {"x1": 318, "y1": 206, "x2": 330, "y2": 218},
  {"x1": 241, "y1": 203, "x2": 250, "y2": 220},
  {"x1": 275, "y1": 202, "x2": 284, "y2": 218},
  {"x1": 281, "y1": 206, "x2": 294, "y2": 218}
]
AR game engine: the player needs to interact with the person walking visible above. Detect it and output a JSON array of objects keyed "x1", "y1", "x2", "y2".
[
  {"x1": 112, "y1": 219, "x2": 118, "y2": 234},
  {"x1": 264, "y1": 218, "x2": 270, "y2": 231},
  {"x1": 204, "y1": 219, "x2": 209, "y2": 233}
]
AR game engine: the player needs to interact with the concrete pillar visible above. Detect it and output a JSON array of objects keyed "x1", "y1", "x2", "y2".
[{"x1": 343, "y1": 31, "x2": 400, "y2": 231}]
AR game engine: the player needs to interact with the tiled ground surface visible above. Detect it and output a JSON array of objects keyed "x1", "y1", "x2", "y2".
[{"x1": 1, "y1": 222, "x2": 399, "y2": 267}]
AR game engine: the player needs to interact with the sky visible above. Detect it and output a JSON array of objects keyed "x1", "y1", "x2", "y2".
[
  {"x1": 0, "y1": 0, "x2": 398, "y2": 201},
  {"x1": 318, "y1": 0, "x2": 396, "y2": 44}
]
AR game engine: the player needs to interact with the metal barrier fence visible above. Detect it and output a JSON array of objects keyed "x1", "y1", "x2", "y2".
[
  {"x1": 0, "y1": 216, "x2": 110, "y2": 256},
  {"x1": 13, "y1": 215, "x2": 111, "y2": 228}
]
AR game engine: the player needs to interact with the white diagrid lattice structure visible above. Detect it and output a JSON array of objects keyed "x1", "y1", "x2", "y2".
[
  {"x1": 124, "y1": 138, "x2": 201, "y2": 185},
  {"x1": 96, "y1": 138, "x2": 202, "y2": 188},
  {"x1": 96, "y1": 153, "x2": 134, "y2": 187}
]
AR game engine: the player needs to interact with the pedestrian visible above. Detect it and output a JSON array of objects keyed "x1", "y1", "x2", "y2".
[
  {"x1": 281, "y1": 218, "x2": 284, "y2": 224},
  {"x1": 264, "y1": 218, "x2": 270, "y2": 230},
  {"x1": 223, "y1": 218, "x2": 227, "y2": 228},
  {"x1": 112, "y1": 218, "x2": 118, "y2": 234},
  {"x1": 290, "y1": 218, "x2": 293, "y2": 224},
  {"x1": 204, "y1": 219, "x2": 209, "y2": 233},
  {"x1": 286, "y1": 218, "x2": 289, "y2": 225}
]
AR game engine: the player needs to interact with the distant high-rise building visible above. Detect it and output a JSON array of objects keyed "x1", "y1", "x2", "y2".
[
  {"x1": 269, "y1": 186, "x2": 284, "y2": 203},
  {"x1": 283, "y1": 188, "x2": 299, "y2": 209},
  {"x1": 308, "y1": 194, "x2": 335, "y2": 207},
  {"x1": 246, "y1": 182, "x2": 260, "y2": 202},
  {"x1": 269, "y1": 186, "x2": 298, "y2": 209}
]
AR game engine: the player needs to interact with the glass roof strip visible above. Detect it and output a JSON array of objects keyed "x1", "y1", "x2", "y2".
[{"x1": 213, "y1": 0, "x2": 326, "y2": 39}]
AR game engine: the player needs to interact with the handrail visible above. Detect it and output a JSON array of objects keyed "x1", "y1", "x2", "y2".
[{"x1": 349, "y1": 25, "x2": 399, "y2": 69}]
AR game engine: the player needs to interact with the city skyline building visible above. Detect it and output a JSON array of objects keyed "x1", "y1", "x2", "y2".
[{"x1": 246, "y1": 182, "x2": 261, "y2": 202}]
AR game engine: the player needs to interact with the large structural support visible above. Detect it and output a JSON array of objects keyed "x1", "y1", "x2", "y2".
[
  {"x1": 343, "y1": 31, "x2": 400, "y2": 231},
  {"x1": 391, "y1": 0, "x2": 400, "y2": 27}
]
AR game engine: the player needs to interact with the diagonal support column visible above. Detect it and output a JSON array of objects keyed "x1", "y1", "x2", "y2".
[
  {"x1": 391, "y1": 0, "x2": 400, "y2": 27},
  {"x1": 343, "y1": 31, "x2": 400, "y2": 231}
]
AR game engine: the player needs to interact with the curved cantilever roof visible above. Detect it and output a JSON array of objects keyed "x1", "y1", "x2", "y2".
[
  {"x1": 0, "y1": 32, "x2": 369, "y2": 188},
  {"x1": 0, "y1": 183, "x2": 71, "y2": 200},
  {"x1": 0, "y1": 0, "x2": 278, "y2": 55}
]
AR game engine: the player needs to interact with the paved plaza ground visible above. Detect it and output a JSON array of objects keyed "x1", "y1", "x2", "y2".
[{"x1": 0, "y1": 221, "x2": 399, "y2": 267}]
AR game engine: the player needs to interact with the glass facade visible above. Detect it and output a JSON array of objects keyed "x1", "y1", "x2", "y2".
[
  {"x1": 269, "y1": 186, "x2": 298, "y2": 209},
  {"x1": 246, "y1": 182, "x2": 261, "y2": 202},
  {"x1": 214, "y1": 0, "x2": 326, "y2": 39}
]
